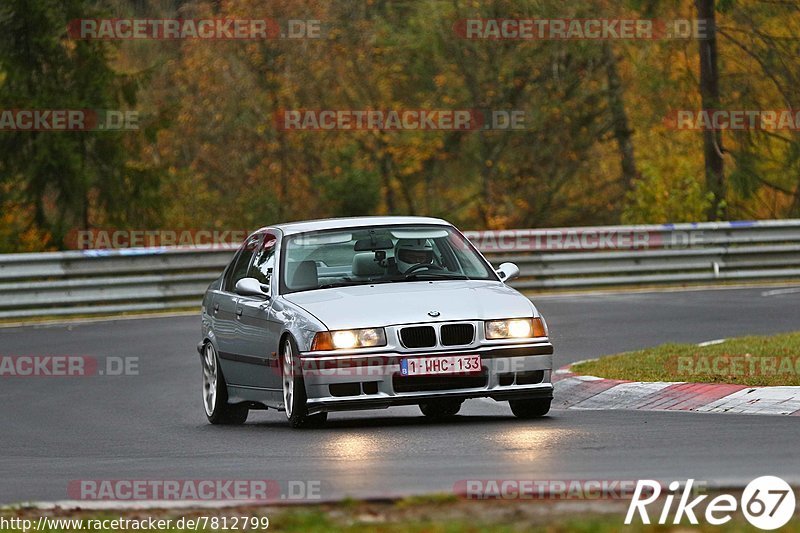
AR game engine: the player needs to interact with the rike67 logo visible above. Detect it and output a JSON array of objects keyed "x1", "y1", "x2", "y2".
[{"x1": 626, "y1": 476, "x2": 795, "y2": 530}]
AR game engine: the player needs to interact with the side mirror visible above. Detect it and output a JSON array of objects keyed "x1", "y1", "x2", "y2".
[
  {"x1": 235, "y1": 277, "x2": 269, "y2": 299},
  {"x1": 495, "y1": 262, "x2": 520, "y2": 282}
]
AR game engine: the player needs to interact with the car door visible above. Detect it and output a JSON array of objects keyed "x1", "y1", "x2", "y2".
[
  {"x1": 235, "y1": 232, "x2": 283, "y2": 390},
  {"x1": 208, "y1": 249, "x2": 242, "y2": 366},
  {"x1": 214, "y1": 232, "x2": 262, "y2": 387}
]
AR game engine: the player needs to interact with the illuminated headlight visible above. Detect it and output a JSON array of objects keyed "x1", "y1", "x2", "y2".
[
  {"x1": 311, "y1": 328, "x2": 387, "y2": 351},
  {"x1": 485, "y1": 318, "x2": 546, "y2": 339}
]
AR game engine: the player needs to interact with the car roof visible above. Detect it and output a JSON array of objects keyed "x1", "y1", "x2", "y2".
[{"x1": 256, "y1": 216, "x2": 452, "y2": 236}]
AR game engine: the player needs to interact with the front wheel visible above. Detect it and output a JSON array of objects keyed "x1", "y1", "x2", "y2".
[
  {"x1": 201, "y1": 342, "x2": 248, "y2": 425},
  {"x1": 282, "y1": 337, "x2": 327, "y2": 429},
  {"x1": 509, "y1": 398, "x2": 551, "y2": 419}
]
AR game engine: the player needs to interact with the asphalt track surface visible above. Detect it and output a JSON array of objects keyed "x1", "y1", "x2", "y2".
[{"x1": 2, "y1": 286, "x2": 800, "y2": 505}]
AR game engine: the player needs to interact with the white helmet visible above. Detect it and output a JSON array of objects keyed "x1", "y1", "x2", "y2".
[{"x1": 394, "y1": 238, "x2": 434, "y2": 273}]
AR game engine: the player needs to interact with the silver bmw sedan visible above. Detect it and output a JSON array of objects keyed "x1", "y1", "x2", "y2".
[{"x1": 198, "y1": 216, "x2": 554, "y2": 428}]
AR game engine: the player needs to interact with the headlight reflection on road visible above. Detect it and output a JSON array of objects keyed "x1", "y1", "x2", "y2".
[
  {"x1": 490, "y1": 426, "x2": 579, "y2": 460},
  {"x1": 321, "y1": 433, "x2": 383, "y2": 493},
  {"x1": 324, "y1": 433, "x2": 380, "y2": 461}
]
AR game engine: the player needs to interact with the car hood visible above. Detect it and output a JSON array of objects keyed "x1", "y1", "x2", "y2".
[{"x1": 282, "y1": 280, "x2": 536, "y2": 330}]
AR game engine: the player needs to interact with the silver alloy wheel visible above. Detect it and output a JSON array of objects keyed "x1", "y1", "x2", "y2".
[
  {"x1": 282, "y1": 339, "x2": 294, "y2": 418},
  {"x1": 202, "y1": 343, "x2": 218, "y2": 417}
]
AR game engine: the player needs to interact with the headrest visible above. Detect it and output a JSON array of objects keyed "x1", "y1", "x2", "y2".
[
  {"x1": 286, "y1": 260, "x2": 318, "y2": 290},
  {"x1": 352, "y1": 252, "x2": 385, "y2": 277}
]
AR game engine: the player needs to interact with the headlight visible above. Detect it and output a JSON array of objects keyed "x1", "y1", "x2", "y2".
[
  {"x1": 485, "y1": 318, "x2": 547, "y2": 339},
  {"x1": 311, "y1": 328, "x2": 387, "y2": 351}
]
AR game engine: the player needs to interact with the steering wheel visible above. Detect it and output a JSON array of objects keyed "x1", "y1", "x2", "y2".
[{"x1": 404, "y1": 263, "x2": 447, "y2": 275}]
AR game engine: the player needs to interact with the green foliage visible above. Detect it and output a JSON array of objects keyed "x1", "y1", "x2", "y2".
[
  {"x1": 319, "y1": 168, "x2": 381, "y2": 218},
  {"x1": 622, "y1": 161, "x2": 710, "y2": 223},
  {"x1": 0, "y1": 0, "x2": 157, "y2": 249},
  {"x1": 573, "y1": 331, "x2": 800, "y2": 387}
]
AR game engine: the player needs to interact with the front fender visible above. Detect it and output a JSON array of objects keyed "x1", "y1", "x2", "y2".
[{"x1": 275, "y1": 297, "x2": 327, "y2": 352}]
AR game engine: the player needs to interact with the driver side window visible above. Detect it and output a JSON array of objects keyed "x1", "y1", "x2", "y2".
[
  {"x1": 224, "y1": 234, "x2": 262, "y2": 292},
  {"x1": 247, "y1": 234, "x2": 277, "y2": 291}
]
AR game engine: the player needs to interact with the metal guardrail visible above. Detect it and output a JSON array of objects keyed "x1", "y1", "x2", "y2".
[{"x1": 1, "y1": 220, "x2": 799, "y2": 319}]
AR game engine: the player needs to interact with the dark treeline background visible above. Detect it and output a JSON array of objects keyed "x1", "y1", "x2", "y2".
[{"x1": 2, "y1": 0, "x2": 800, "y2": 251}]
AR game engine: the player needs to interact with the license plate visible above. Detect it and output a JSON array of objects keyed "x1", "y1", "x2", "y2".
[{"x1": 400, "y1": 354, "x2": 482, "y2": 376}]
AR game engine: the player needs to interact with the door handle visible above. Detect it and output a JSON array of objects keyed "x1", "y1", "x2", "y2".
[{"x1": 236, "y1": 307, "x2": 243, "y2": 318}]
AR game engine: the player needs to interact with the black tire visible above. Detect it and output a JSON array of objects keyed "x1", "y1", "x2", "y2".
[
  {"x1": 201, "y1": 342, "x2": 249, "y2": 425},
  {"x1": 281, "y1": 336, "x2": 328, "y2": 429},
  {"x1": 419, "y1": 398, "x2": 463, "y2": 418},
  {"x1": 509, "y1": 398, "x2": 551, "y2": 419}
]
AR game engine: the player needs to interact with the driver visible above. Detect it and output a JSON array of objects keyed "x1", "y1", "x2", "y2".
[{"x1": 394, "y1": 238, "x2": 435, "y2": 274}]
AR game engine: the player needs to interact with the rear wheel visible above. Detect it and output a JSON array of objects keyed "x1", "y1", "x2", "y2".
[
  {"x1": 419, "y1": 398, "x2": 463, "y2": 418},
  {"x1": 509, "y1": 398, "x2": 551, "y2": 419},
  {"x1": 282, "y1": 337, "x2": 327, "y2": 429},
  {"x1": 201, "y1": 342, "x2": 248, "y2": 425}
]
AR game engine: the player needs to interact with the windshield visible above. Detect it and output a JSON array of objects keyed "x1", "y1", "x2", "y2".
[{"x1": 280, "y1": 225, "x2": 496, "y2": 293}]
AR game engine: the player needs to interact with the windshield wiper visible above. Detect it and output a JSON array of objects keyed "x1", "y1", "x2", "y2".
[
  {"x1": 402, "y1": 273, "x2": 470, "y2": 281},
  {"x1": 317, "y1": 274, "x2": 468, "y2": 289},
  {"x1": 316, "y1": 281, "x2": 363, "y2": 289},
  {"x1": 317, "y1": 279, "x2": 397, "y2": 289}
]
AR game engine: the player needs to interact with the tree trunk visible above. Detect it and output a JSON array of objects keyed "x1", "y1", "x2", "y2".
[
  {"x1": 477, "y1": 132, "x2": 493, "y2": 227},
  {"x1": 696, "y1": 0, "x2": 726, "y2": 220},
  {"x1": 603, "y1": 42, "x2": 638, "y2": 195},
  {"x1": 380, "y1": 151, "x2": 395, "y2": 214}
]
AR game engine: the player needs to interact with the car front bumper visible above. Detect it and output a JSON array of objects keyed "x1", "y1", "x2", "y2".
[{"x1": 299, "y1": 342, "x2": 554, "y2": 415}]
